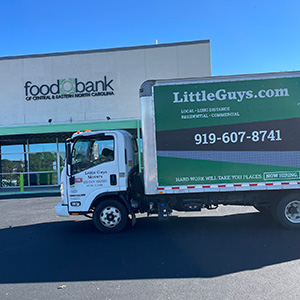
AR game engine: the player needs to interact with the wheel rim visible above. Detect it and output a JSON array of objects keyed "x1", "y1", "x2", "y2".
[
  {"x1": 100, "y1": 206, "x2": 122, "y2": 228},
  {"x1": 285, "y1": 200, "x2": 300, "y2": 223}
]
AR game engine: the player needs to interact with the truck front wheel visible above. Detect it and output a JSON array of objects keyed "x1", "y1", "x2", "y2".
[
  {"x1": 93, "y1": 199, "x2": 128, "y2": 233},
  {"x1": 273, "y1": 194, "x2": 300, "y2": 229}
]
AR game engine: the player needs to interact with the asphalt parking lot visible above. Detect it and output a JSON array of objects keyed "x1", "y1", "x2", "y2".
[{"x1": 1, "y1": 196, "x2": 300, "y2": 300}]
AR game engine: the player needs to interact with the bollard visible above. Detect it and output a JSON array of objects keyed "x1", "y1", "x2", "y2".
[{"x1": 20, "y1": 173, "x2": 24, "y2": 192}]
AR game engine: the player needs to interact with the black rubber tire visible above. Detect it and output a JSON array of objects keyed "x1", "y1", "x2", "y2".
[
  {"x1": 272, "y1": 193, "x2": 300, "y2": 229},
  {"x1": 93, "y1": 199, "x2": 128, "y2": 233},
  {"x1": 271, "y1": 199, "x2": 279, "y2": 224}
]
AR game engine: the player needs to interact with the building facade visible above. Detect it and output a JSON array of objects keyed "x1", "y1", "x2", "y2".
[{"x1": 0, "y1": 40, "x2": 211, "y2": 191}]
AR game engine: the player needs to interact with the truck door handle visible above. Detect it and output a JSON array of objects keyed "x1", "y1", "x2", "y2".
[{"x1": 110, "y1": 174, "x2": 117, "y2": 186}]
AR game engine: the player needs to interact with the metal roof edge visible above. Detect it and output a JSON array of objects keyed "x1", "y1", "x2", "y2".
[{"x1": 0, "y1": 40, "x2": 210, "y2": 61}]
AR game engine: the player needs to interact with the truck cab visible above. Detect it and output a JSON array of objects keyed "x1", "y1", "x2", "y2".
[{"x1": 55, "y1": 130, "x2": 138, "y2": 232}]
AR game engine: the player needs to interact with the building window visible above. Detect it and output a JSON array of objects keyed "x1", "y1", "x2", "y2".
[
  {"x1": 0, "y1": 145, "x2": 26, "y2": 187},
  {"x1": 0, "y1": 138, "x2": 65, "y2": 188}
]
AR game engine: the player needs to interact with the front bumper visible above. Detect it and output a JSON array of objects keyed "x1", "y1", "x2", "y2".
[{"x1": 55, "y1": 203, "x2": 69, "y2": 217}]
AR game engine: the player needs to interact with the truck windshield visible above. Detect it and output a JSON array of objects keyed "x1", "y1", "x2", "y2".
[{"x1": 71, "y1": 135, "x2": 114, "y2": 174}]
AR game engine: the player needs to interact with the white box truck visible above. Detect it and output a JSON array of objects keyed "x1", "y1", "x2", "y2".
[{"x1": 55, "y1": 71, "x2": 300, "y2": 232}]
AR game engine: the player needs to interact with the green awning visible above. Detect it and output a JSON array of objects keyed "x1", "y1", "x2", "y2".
[{"x1": 0, "y1": 120, "x2": 140, "y2": 136}]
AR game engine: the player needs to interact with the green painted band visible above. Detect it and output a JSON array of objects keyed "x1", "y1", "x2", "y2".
[{"x1": 0, "y1": 120, "x2": 140, "y2": 136}]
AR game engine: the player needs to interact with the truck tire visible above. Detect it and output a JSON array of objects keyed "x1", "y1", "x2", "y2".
[
  {"x1": 272, "y1": 194, "x2": 300, "y2": 229},
  {"x1": 93, "y1": 199, "x2": 128, "y2": 233}
]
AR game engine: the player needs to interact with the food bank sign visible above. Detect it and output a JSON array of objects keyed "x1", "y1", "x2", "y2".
[{"x1": 24, "y1": 76, "x2": 114, "y2": 101}]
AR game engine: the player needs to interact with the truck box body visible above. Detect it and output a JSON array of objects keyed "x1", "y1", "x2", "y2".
[
  {"x1": 140, "y1": 71, "x2": 300, "y2": 195},
  {"x1": 56, "y1": 71, "x2": 300, "y2": 232}
]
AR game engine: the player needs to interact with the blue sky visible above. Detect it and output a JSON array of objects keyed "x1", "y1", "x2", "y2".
[{"x1": 0, "y1": 0, "x2": 299, "y2": 76}]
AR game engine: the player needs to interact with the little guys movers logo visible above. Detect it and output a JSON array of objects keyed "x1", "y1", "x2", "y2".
[{"x1": 24, "y1": 76, "x2": 114, "y2": 101}]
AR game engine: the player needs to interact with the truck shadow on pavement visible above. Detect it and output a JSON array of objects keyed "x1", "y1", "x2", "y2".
[{"x1": 1, "y1": 212, "x2": 299, "y2": 283}]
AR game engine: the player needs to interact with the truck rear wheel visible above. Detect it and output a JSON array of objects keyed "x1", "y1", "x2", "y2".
[
  {"x1": 93, "y1": 199, "x2": 128, "y2": 233},
  {"x1": 272, "y1": 194, "x2": 300, "y2": 229}
]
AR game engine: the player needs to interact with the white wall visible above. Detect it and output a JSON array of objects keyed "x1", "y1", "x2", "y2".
[{"x1": 0, "y1": 41, "x2": 211, "y2": 127}]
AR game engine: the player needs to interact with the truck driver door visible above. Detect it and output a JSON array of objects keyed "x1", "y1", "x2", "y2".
[{"x1": 68, "y1": 133, "x2": 119, "y2": 212}]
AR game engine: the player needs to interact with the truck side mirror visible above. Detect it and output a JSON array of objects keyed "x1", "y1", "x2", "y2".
[
  {"x1": 65, "y1": 142, "x2": 75, "y2": 185},
  {"x1": 66, "y1": 143, "x2": 72, "y2": 165}
]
